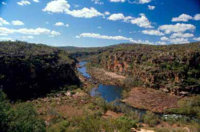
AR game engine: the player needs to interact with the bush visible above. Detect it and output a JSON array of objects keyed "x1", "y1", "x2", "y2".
[
  {"x1": 48, "y1": 120, "x2": 70, "y2": 132},
  {"x1": 113, "y1": 116, "x2": 137, "y2": 132},
  {"x1": 123, "y1": 77, "x2": 143, "y2": 88},
  {"x1": 8, "y1": 103, "x2": 46, "y2": 132},
  {"x1": 0, "y1": 90, "x2": 11, "y2": 131},
  {"x1": 143, "y1": 111, "x2": 160, "y2": 127},
  {"x1": 72, "y1": 115, "x2": 101, "y2": 132},
  {"x1": 167, "y1": 96, "x2": 200, "y2": 119},
  {"x1": 0, "y1": 90, "x2": 46, "y2": 132}
]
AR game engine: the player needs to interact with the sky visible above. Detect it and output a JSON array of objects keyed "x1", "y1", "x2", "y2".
[{"x1": 0, "y1": 0, "x2": 200, "y2": 47}]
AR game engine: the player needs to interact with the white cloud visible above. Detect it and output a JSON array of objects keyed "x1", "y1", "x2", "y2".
[
  {"x1": 55, "y1": 22, "x2": 64, "y2": 26},
  {"x1": 76, "y1": 32, "x2": 154, "y2": 44},
  {"x1": 171, "y1": 13, "x2": 200, "y2": 22},
  {"x1": 0, "y1": 17, "x2": 9, "y2": 26},
  {"x1": 193, "y1": 37, "x2": 200, "y2": 41},
  {"x1": 148, "y1": 5, "x2": 155, "y2": 10},
  {"x1": 156, "y1": 41, "x2": 167, "y2": 45},
  {"x1": 110, "y1": 0, "x2": 125, "y2": 2},
  {"x1": 50, "y1": 31, "x2": 61, "y2": 37},
  {"x1": 138, "y1": 0, "x2": 151, "y2": 4},
  {"x1": 108, "y1": 13, "x2": 132, "y2": 21},
  {"x1": 169, "y1": 38, "x2": 189, "y2": 44},
  {"x1": 194, "y1": 14, "x2": 200, "y2": 21},
  {"x1": 160, "y1": 36, "x2": 169, "y2": 41},
  {"x1": 130, "y1": 13, "x2": 153, "y2": 28},
  {"x1": 43, "y1": 0, "x2": 103, "y2": 18},
  {"x1": 108, "y1": 13, "x2": 153, "y2": 28},
  {"x1": 76, "y1": 33, "x2": 134, "y2": 42},
  {"x1": 170, "y1": 33, "x2": 194, "y2": 38},
  {"x1": 2, "y1": 2, "x2": 7, "y2": 5},
  {"x1": 0, "y1": 37, "x2": 14, "y2": 41},
  {"x1": 17, "y1": 0, "x2": 31, "y2": 6},
  {"x1": 142, "y1": 30, "x2": 164, "y2": 36},
  {"x1": 55, "y1": 22, "x2": 69, "y2": 27},
  {"x1": 66, "y1": 7, "x2": 103, "y2": 18},
  {"x1": 158, "y1": 23, "x2": 195, "y2": 34},
  {"x1": 172, "y1": 14, "x2": 192, "y2": 22},
  {"x1": 0, "y1": 27, "x2": 60, "y2": 37},
  {"x1": 65, "y1": 24, "x2": 69, "y2": 27},
  {"x1": 160, "y1": 35, "x2": 192, "y2": 44},
  {"x1": 12, "y1": 20, "x2": 24, "y2": 26},
  {"x1": 0, "y1": 32, "x2": 8, "y2": 36},
  {"x1": 104, "y1": 11, "x2": 110, "y2": 15},
  {"x1": 160, "y1": 37, "x2": 190, "y2": 44},
  {"x1": 43, "y1": 0, "x2": 70, "y2": 13},
  {"x1": 92, "y1": 0, "x2": 104, "y2": 5},
  {"x1": 33, "y1": 0, "x2": 39, "y2": 3}
]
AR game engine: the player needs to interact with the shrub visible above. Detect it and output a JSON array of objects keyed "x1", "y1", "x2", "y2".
[
  {"x1": 113, "y1": 116, "x2": 137, "y2": 132},
  {"x1": 143, "y1": 111, "x2": 160, "y2": 127},
  {"x1": 167, "y1": 96, "x2": 200, "y2": 119},
  {"x1": 48, "y1": 120, "x2": 70, "y2": 132},
  {"x1": 123, "y1": 77, "x2": 143, "y2": 88},
  {"x1": 8, "y1": 103, "x2": 46, "y2": 132},
  {"x1": 0, "y1": 90, "x2": 46, "y2": 132},
  {"x1": 76, "y1": 115, "x2": 101, "y2": 132},
  {"x1": 0, "y1": 90, "x2": 11, "y2": 132}
]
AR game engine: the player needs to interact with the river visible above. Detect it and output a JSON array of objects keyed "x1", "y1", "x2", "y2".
[
  {"x1": 78, "y1": 61, "x2": 199, "y2": 121},
  {"x1": 78, "y1": 61, "x2": 123, "y2": 102}
]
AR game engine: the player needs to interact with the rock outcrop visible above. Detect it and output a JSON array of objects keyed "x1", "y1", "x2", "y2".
[{"x1": 91, "y1": 43, "x2": 200, "y2": 95}]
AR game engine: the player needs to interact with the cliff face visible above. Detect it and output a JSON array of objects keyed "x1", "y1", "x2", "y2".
[
  {"x1": 91, "y1": 43, "x2": 200, "y2": 95},
  {"x1": 0, "y1": 41, "x2": 80, "y2": 100}
]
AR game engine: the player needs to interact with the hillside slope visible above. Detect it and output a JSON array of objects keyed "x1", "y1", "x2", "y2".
[
  {"x1": 90, "y1": 42, "x2": 200, "y2": 95},
  {"x1": 0, "y1": 41, "x2": 80, "y2": 100}
]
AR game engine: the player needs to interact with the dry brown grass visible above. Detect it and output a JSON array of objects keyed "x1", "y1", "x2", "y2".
[{"x1": 123, "y1": 87, "x2": 180, "y2": 113}]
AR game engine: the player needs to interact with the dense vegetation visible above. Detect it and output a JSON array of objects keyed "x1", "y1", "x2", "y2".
[
  {"x1": 90, "y1": 42, "x2": 200, "y2": 95},
  {"x1": 0, "y1": 41, "x2": 80, "y2": 100},
  {"x1": 0, "y1": 90, "x2": 46, "y2": 132},
  {"x1": 167, "y1": 95, "x2": 200, "y2": 119},
  {"x1": 1, "y1": 41, "x2": 200, "y2": 131}
]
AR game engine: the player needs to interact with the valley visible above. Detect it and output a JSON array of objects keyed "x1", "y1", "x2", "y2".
[{"x1": 0, "y1": 41, "x2": 200, "y2": 132}]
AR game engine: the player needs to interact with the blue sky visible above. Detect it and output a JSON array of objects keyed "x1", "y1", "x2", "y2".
[{"x1": 0, "y1": 0, "x2": 200, "y2": 47}]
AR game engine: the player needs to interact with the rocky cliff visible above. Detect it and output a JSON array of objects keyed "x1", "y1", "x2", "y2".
[
  {"x1": 91, "y1": 42, "x2": 200, "y2": 95},
  {"x1": 0, "y1": 41, "x2": 80, "y2": 100}
]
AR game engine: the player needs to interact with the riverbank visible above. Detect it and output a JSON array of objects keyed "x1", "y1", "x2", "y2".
[
  {"x1": 122, "y1": 87, "x2": 180, "y2": 113},
  {"x1": 87, "y1": 65, "x2": 182, "y2": 113},
  {"x1": 87, "y1": 66, "x2": 126, "y2": 86},
  {"x1": 75, "y1": 62, "x2": 200, "y2": 131}
]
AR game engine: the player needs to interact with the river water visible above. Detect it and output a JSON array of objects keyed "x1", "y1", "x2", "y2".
[
  {"x1": 78, "y1": 61, "x2": 123, "y2": 102},
  {"x1": 78, "y1": 61, "x2": 199, "y2": 121}
]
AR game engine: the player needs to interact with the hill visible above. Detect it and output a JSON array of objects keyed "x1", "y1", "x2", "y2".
[
  {"x1": 0, "y1": 41, "x2": 80, "y2": 100},
  {"x1": 89, "y1": 42, "x2": 200, "y2": 95}
]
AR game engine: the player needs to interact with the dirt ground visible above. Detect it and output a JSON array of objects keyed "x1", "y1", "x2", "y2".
[{"x1": 123, "y1": 87, "x2": 180, "y2": 113}]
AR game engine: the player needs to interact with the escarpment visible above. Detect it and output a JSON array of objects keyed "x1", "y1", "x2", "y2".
[
  {"x1": 91, "y1": 43, "x2": 200, "y2": 95},
  {"x1": 0, "y1": 41, "x2": 80, "y2": 100}
]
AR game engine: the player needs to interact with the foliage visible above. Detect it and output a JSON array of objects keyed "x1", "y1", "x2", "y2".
[
  {"x1": 0, "y1": 41, "x2": 80, "y2": 100},
  {"x1": 90, "y1": 42, "x2": 200, "y2": 95},
  {"x1": 143, "y1": 111, "x2": 160, "y2": 127},
  {"x1": 167, "y1": 96, "x2": 200, "y2": 119},
  {"x1": 0, "y1": 90, "x2": 11, "y2": 131},
  {"x1": 70, "y1": 114, "x2": 137, "y2": 132},
  {"x1": 0, "y1": 90, "x2": 46, "y2": 132},
  {"x1": 47, "y1": 120, "x2": 70, "y2": 132},
  {"x1": 8, "y1": 103, "x2": 46, "y2": 132}
]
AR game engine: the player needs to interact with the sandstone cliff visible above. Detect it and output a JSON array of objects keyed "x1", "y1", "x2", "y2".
[{"x1": 90, "y1": 43, "x2": 200, "y2": 95}]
